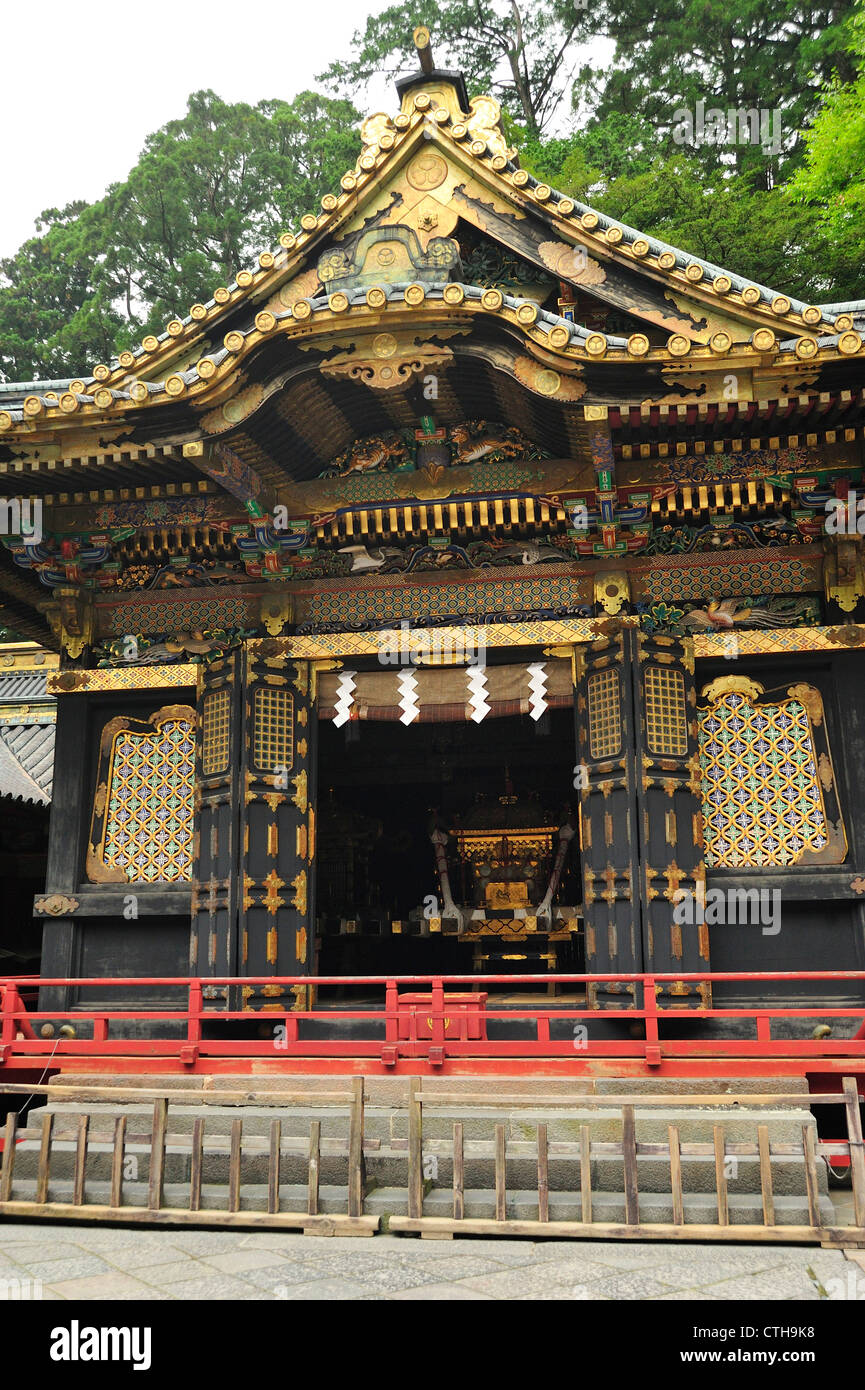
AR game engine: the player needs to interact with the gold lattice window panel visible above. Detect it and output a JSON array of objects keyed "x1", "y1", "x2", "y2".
[
  {"x1": 587, "y1": 668, "x2": 621, "y2": 758},
  {"x1": 86, "y1": 704, "x2": 196, "y2": 884},
  {"x1": 644, "y1": 666, "x2": 688, "y2": 756},
  {"x1": 252, "y1": 687, "x2": 294, "y2": 772},
  {"x1": 698, "y1": 679, "x2": 846, "y2": 867},
  {"x1": 202, "y1": 688, "x2": 231, "y2": 776}
]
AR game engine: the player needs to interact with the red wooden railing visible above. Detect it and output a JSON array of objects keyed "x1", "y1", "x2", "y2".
[{"x1": 0, "y1": 970, "x2": 864, "y2": 1078}]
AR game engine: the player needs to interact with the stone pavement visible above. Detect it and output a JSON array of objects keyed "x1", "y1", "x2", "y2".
[{"x1": 0, "y1": 1222, "x2": 863, "y2": 1300}]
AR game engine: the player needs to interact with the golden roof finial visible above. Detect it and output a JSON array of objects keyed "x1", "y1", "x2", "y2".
[{"x1": 413, "y1": 25, "x2": 434, "y2": 74}]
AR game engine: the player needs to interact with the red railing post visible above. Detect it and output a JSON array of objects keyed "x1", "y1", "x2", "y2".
[
  {"x1": 187, "y1": 980, "x2": 203, "y2": 1044},
  {"x1": 385, "y1": 980, "x2": 398, "y2": 1043},
  {"x1": 431, "y1": 976, "x2": 445, "y2": 1050},
  {"x1": 0, "y1": 986, "x2": 12, "y2": 1047},
  {"x1": 643, "y1": 974, "x2": 659, "y2": 1055}
]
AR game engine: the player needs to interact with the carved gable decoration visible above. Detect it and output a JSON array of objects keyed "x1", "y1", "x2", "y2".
[{"x1": 318, "y1": 224, "x2": 461, "y2": 291}]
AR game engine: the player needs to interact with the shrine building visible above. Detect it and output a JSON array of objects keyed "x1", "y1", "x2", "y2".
[{"x1": 1, "y1": 29, "x2": 865, "y2": 1030}]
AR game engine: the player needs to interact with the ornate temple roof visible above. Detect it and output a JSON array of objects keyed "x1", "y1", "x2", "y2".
[{"x1": 0, "y1": 31, "x2": 862, "y2": 646}]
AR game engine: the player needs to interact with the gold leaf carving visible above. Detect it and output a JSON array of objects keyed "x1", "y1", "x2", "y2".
[
  {"x1": 538, "y1": 240, "x2": 606, "y2": 286},
  {"x1": 787, "y1": 683, "x2": 823, "y2": 726}
]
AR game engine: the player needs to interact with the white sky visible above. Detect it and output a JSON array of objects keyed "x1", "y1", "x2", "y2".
[{"x1": 0, "y1": 0, "x2": 610, "y2": 261}]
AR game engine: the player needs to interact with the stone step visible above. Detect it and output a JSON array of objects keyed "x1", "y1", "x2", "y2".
[
  {"x1": 24, "y1": 1100, "x2": 816, "y2": 1147},
  {"x1": 0, "y1": 1176, "x2": 834, "y2": 1227}
]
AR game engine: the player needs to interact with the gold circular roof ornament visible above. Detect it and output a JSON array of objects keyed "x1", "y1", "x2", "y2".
[
  {"x1": 58, "y1": 392, "x2": 79, "y2": 413},
  {"x1": 480, "y1": 287, "x2": 504, "y2": 311},
  {"x1": 300, "y1": 214, "x2": 318, "y2": 232},
  {"x1": 196, "y1": 359, "x2": 216, "y2": 380},
  {"x1": 190, "y1": 303, "x2": 208, "y2": 321},
  {"x1": 834, "y1": 312, "x2": 854, "y2": 331},
  {"x1": 328, "y1": 292, "x2": 349, "y2": 314},
  {"x1": 517, "y1": 302, "x2": 538, "y2": 324},
  {"x1": 394, "y1": 113, "x2": 410, "y2": 129},
  {"x1": 130, "y1": 381, "x2": 149, "y2": 401},
  {"x1": 258, "y1": 252, "x2": 275, "y2": 271},
  {"x1": 557, "y1": 197, "x2": 575, "y2": 216},
  {"x1": 164, "y1": 376, "x2": 185, "y2": 397},
  {"x1": 795, "y1": 335, "x2": 818, "y2": 358},
  {"x1": 413, "y1": 93, "x2": 431, "y2": 110},
  {"x1": 292, "y1": 299, "x2": 312, "y2": 320},
  {"x1": 685, "y1": 263, "x2": 703, "y2": 282},
  {"x1": 470, "y1": 139, "x2": 487, "y2": 156},
  {"x1": 236, "y1": 270, "x2": 253, "y2": 288},
  {"x1": 373, "y1": 332, "x2": 398, "y2": 358},
  {"x1": 404, "y1": 283, "x2": 426, "y2": 306},
  {"x1": 585, "y1": 332, "x2": 608, "y2": 356},
  {"x1": 94, "y1": 387, "x2": 113, "y2": 408},
  {"x1": 443, "y1": 283, "x2": 465, "y2": 305},
  {"x1": 255, "y1": 310, "x2": 277, "y2": 332},
  {"x1": 118, "y1": 350, "x2": 135, "y2": 368},
  {"x1": 433, "y1": 108, "x2": 449, "y2": 124},
  {"x1": 214, "y1": 287, "x2": 231, "y2": 304},
  {"x1": 340, "y1": 174, "x2": 357, "y2": 193},
  {"x1": 536, "y1": 368, "x2": 561, "y2": 396},
  {"x1": 223, "y1": 331, "x2": 244, "y2": 353},
  {"x1": 490, "y1": 154, "x2": 508, "y2": 173},
  {"x1": 627, "y1": 333, "x2": 650, "y2": 357},
  {"x1": 712, "y1": 275, "x2": 732, "y2": 294},
  {"x1": 658, "y1": 251, "x2": 677, "y2": 270},
  {"x1": 280, "y1": 232, "x2": 297, "y2": 249},
  {"x1": 512, "y1": 169, "x2": 529, "y2": 186},
  {"x1": 741, "y1": 285, "x2": 761, "y2": 305},
  {"x1": 838, "y1": 331, "x2": 862, "y2": 355},
  {"x1": 752, "y1": 328, "x2": 775, "y2": 352},
  {"x1": 0, "y1": 411, "x2": 12, "y2": 431},
  {"x1": 709, "y1": 331, "x2": 732, "y2": 354},
  {"x1": 605, "y1": 226, "x2": 623, "y2": 245},
  {"x1": 379, "y1": 132, "x2": 396, "y2": 149},
  {"x1": 366, "y1": 286, "x2": 388, "y2": 309},
  {"x1": 802, "y1": 305, "x2": 822, "y2": 325},
  {"x1": 321, "y1": 195, "x2": 338, "y2": 212},
  {"x1": 548, "y1": 324, "x2": 571, "y2": 348},
  {"x1": 581, "y1": 211, "x2": 599, "y2": 230},
  {"x1": 92, "y1": 363, "x2": 110, "y2": 381},
  {"x1": 167, "y1": 319, "x2": 184, "y2": 337},
  {"x1": 771, "y1": 295, "x2": 791, "y2": 315},
  {"x1": 358, "y1": 154, "x2": 376, "y2": 172},
  {"x1": 142, "y1": 335, "x2": 159, "y2": 352},
  {"x1": 667, "y1": 333, "x2": 691, "y2": 356},
  {"x1": 69, "y1": 380, "x2": 86, "y2": 393},
  {"x1": 534, "y1": 183, "x2": 552, "y2": 202},
  {"x1": 631, "y1": 239, "x2": 649, "y2": 257}
]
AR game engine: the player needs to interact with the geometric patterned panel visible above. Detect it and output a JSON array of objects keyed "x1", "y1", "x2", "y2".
[
  {"x1": 587, "y1": 667, "x2": 621, "y2": 758},
  {"x1": 698, "y1": 692, "x2": 827, "y2": 866},
  {"x1": 252, "y1": 687, "x2": 293, "y2": 772},
  {"x1": 102, "y1": 715, "x2": 195, "y2": 882},
  {"x1": 302, "y1": 574, "x2": 590, "y2": 628},
  {"x1": 644, "y1": 665, "x2": 688, "y2": 755},
  {"x1": 202, "y1": 688, "x2": 231, "y2": 776},
  {"x1": 642, "y1": 556, "x2": 817, "y2": 602}
]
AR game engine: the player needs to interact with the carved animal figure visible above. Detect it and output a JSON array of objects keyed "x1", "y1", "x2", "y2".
[
  {"x1": 332, "y1": 437, "x2": 406, "y2": 477},
  {"x1": 338, "y1": 544, "x2": 404, "y2": 573},
  {"x1": 449, "y1": 422, "x2": 526, "y2": 464}
]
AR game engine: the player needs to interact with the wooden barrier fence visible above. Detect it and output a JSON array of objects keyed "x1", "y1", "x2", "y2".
[{"x1": 390, "y1": 1077, "x2": 865, "y2": 1246}]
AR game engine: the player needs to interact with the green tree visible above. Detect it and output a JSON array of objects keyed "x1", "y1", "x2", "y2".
[
  {"x1": 585, "y1": 0, "x2": 860, "y2": 184},
  {"x1": 0, "y1": 201, "x2": 123, "y2": 382},
  {"x1": 104, "y1": 89, "x2": 362, "y2": 332},
  {"x1": 0, "y1": 88, "x2": 361, "y2": 381},
  {"x1": 788, "y1": 1, "x2": 865, "y2": 285},
  {"x1": 319, "y1": 0, "x2": 591, "y2": 138}
]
